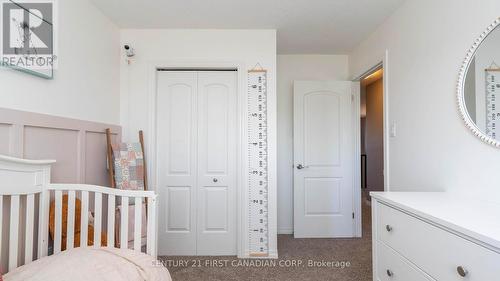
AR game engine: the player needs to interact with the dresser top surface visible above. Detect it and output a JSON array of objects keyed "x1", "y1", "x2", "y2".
[{"x1": 371, "y1": 192, "x2": 500, "y2": 251}]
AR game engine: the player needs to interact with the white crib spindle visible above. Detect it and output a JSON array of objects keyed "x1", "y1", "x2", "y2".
[
  {"x1": 107, "y1": 195, "x2": 115, "y2": 247},
  {"x1": 25, "y1": 194, "x2": 35, "y2": 263},
  {"x1": 38, "y1": 190, "x2": 50, "y2": 258},
  {"x1": 120, "y1": 196, "x2": 129, "y2": 249},
  {"x1": 80, "y1": 191, "x2": 89, "y2": 247},
  {"x1": 133, "y1": 197, "x2": 142, "y2": 251},
  {"x1": 67, "y1": 190, "x2": 76, "y2": 250},
  {"x1": 54, "y1": 190, "x2": 63, "y2": 254},
  {"x1": 146, "y1": 196, "x2": 156, "y2": 257},
  {"x1": 94, "y1": 193, "x2": 102, "y2": 248},
  {"x1": 9, "y1": 195, "x2": 20, "y2": 271}
]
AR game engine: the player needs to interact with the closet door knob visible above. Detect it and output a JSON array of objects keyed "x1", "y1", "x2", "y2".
[
  {"x1": 386, "y1": 225, "x2": 393, "y2": 232},
  {"x1": 213, "y1": 178, "x2": 218, "y2": 183},
  {"x1": 457, "y1": 266, "x2": 468, "y2": 277},
  {"x1": 296, "y1": 164, "x2": 309, "y2": 170},
  {"x1": 386, "y1": 269, "x2": 394, "y2": 277}
]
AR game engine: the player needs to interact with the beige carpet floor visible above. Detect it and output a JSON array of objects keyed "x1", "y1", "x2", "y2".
[{"x1": 159, "y1": 202, "x2": 372, "y2": 281}]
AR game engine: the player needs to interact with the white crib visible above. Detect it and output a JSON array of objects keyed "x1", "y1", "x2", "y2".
[{"x1": 0, "y1": 154, "x2": 157, "y2": 273}]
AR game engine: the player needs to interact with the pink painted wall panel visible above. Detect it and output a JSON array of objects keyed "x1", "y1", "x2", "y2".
[
  {"x1": 0, "y1": 107, "x2": 121, "y2": 185},
  {"x1": 85, "y1": 131, "x2": 117, "y2": 187},
  {"x1": 24, "y1": 126, "x2": 80, "y2": 183},
  {"x1": 0, "y1": 123, "x2": 12, "y2": 155}
]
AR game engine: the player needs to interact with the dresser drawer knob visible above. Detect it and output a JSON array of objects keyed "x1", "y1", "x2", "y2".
[
  {"x1": 457, "y1": 266, "x2": 468, "y2": 277},
  {"x1": 386, "y1": 269, "x2": 394, "y2": 277},
  {"x1": 386, "y1": 225, "x2": 393, "y2": 232}
]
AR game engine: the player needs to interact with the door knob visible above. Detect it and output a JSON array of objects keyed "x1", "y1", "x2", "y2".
[
  {"x1": 386, "y1": 269, "x2": 394, "y2": 277},
  {"x1": 213, "y1": 178, "x2": 218, "y2": 183},
  {"x1": 457, "y1": 266, "x2": 468, "y2": 277},
  {"x1": 296, "y1": 164, "x2": 308, "y2": 170}
]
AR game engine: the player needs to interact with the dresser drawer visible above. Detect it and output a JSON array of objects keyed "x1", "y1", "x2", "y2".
[
  {"x1": 377, "y1": 202, "x2": 500, "y2": 280},
  {"x1": 376, "y1": 241, "x2": 433, "y2": 281}
]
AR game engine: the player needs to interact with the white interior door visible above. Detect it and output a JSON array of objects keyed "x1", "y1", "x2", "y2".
[
  {"x1": 293, "y1": 81, "x2": 354, "y2": 238},
  {"x1": 157, "y1": 71, "x2": 237, "y2": 255}
]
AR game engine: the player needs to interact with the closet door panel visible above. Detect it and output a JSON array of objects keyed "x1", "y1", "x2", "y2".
[
  {"x1": 204, "y1": 83, "x2": 229, "y2": 174},
  {"x1": 157, "y1": 72, "x2": 198, "y2": 255},
  {"x1": 197, "y1": 72, "x2": 237, "y2": 255}
]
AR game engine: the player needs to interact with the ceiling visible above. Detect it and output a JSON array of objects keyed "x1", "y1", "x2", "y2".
[{"x1": 90, "y1": 0, "x2": 404, "y2": 54}]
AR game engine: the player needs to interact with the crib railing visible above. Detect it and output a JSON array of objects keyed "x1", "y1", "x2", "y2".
[
  {"x1": 0, "y1": 155, "x2": 159, "y2": 273},
  {"x1": 47, "y1": 184, "x2": 157, "y2": 257},
  {"x1": 1, "y1": 184, "x2": 157, "y2": 272}
]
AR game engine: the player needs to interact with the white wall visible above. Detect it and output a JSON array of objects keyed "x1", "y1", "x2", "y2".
[
  {"x1": 119, "y1": 29, "x2": 277, "y2": 256},
  {"x1": 277, "y1": 55, "x2": 349, "y2": 234},
  {"x1": 349, "y1": 0, "x2": 500, "y2": 202},
  {"x1": 0, "y1": 0, "x2": 120, "y2": 124}
]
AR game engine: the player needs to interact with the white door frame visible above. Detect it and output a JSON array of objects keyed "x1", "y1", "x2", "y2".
[
  {"x1": 146, "y1": 61, "x2": 247, "y2": 257},
  {"x1": 351, "y1": 82, "x2": 362, "y2": 237},
  {"x1": 352, "y1": 50, "x2": 391, "y2": 197}
]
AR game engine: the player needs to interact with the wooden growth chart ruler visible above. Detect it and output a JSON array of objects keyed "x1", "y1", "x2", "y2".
[{"x1": 247, "y1": 69, "x2": 269, "y2": 257}]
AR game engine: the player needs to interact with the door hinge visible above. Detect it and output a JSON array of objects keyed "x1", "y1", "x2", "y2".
[
  {"x1": 351, "y1": 94, "x2": 354, "y2": 103},
  {"x1": 352, "y1": 212, "x2": 355, "y2": 219}
]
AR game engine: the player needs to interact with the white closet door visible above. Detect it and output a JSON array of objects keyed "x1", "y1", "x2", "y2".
[
  {"x1": 157, "y1": 72, "x2": 198, "y2": 255},
  {"x1": 157, "y1": 71, "x2": 237, "y2": 256},
  {"x1": 197, "y1": 72, "x2": 237, "y2": 255}
]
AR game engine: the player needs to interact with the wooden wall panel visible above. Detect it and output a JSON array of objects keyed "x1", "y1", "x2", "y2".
[
  {"x1": 24, "y1": 127, "x2": 80, "y2": 183},
  {"x1": 85, "y1": 131, "x2": 118, "y2": 186},
  {"x1": 0, "y1": 107, "x2": 121, "y2": 185},
  {"x1": 0, "y1": 123, "x2": 12, "y2": 155}
]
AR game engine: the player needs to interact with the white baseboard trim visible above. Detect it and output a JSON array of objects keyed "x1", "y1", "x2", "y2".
[{"x1": 278, "y1": 227, "x2": 293, "y2": 234}]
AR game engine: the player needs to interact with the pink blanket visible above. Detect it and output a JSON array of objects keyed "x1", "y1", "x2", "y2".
[{"x1": 4, "y1": 248, "x2": 171, "y2": 281}]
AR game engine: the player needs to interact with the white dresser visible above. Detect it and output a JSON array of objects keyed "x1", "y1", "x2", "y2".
[{"x1": 371, "y1": 192, "x2": 500, "y2": 281}]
